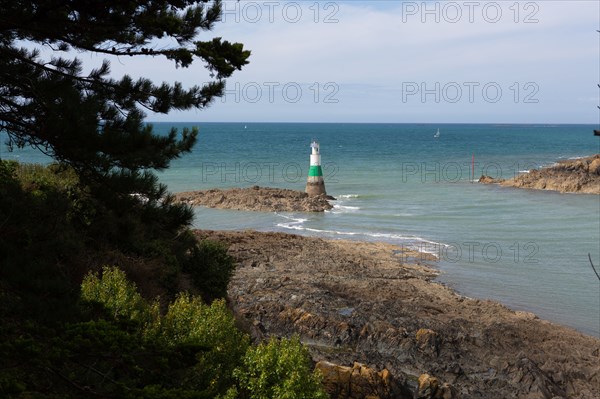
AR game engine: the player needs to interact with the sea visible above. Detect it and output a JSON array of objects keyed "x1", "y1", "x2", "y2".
[{"x1": 3, "y1": 122, "x2": 599, "y2": 336}]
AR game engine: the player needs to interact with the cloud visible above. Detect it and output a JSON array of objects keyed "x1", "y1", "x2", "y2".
[{"x1": 74, "y1": 0, "x2": 599, "y2": 123}]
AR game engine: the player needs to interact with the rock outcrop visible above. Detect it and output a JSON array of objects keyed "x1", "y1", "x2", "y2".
[
  {"x1": 175, "y1": 186, "x2": 334, "y2": 212},
  {"x1": 316, "y1": 361, "x2": 409, "y2": 399},
  {"x1": 417, "y1": 373, "x2": 456, "y2": 399},
  {"x1": 195, "y1": 230, "x2": 600, "y2": 399},
  {"x1": 477, "y1": 175, "x2": 499, "y2": 184},
  {"x1": 480, "y1": 154, "x2": 600, "y2": 194}
]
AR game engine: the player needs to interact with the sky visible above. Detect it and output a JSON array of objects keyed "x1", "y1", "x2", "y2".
[{"x1": 91, "y1": 1, "x2": 600, "y2": 124}]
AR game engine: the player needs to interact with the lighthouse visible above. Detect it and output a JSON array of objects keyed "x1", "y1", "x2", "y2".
[{"x1": 305, "y1": 139, "x2": 327, "y2": 196}]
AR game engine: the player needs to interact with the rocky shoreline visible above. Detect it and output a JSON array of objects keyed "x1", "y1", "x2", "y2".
[
  {"x1": 174, "y1": 186, "x2": 334, "y2": 212},
  {"x1": 196, "y1": 230, "x2": 600, "y2": 399},
  {"x1": 479, "y1": 154, "x2": 600, "y2": 194}
]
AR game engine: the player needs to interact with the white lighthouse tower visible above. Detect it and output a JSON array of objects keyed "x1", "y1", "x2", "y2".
[{"x1": 305, "y1": 139, "x2": 326, "y2": 196}]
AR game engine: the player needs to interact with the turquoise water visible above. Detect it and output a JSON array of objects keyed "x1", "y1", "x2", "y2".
[{"x1": 3, "y1": 123, "x2": 600, "y2": 336}]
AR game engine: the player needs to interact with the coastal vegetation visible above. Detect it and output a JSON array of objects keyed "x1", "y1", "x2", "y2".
[
  {"x1": 0, "y1": 1, "x2": 326, "y2": 397},
  {"x1": 0, "y1": 161, "x2": 326, "y2": 398}
]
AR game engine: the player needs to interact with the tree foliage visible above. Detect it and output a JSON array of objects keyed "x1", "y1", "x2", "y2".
[
  {"x1": 0, "y1": 0, "x2": 250, "y2": 213},
  {"x1": 0, "y1": 1, "x2": 250, "y2": 298},
  {"x1": 81, "y1": 266, "x2": 250, "y2": 397},
  {"x1": 234, "y1": 336, "x2": 328, "y2": 399},
  {"x1": 0, "y1": 266, "x2": 324, "y2": 398},
  {"x1": 0, "y1": 6, "x2": 330, "y2": 399}
]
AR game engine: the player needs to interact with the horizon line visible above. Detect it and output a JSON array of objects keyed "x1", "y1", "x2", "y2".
[{"x1": 146, "y1": 121, "x2": 599, "y2": 126}]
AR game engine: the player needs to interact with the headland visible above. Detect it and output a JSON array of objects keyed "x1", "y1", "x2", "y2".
[{"x1": 479, "y1": 154, "x2": 600, "y2": 194}]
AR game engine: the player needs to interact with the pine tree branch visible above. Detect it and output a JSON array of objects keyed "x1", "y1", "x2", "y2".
[{"x1": 47, "y1": 366, "x2": 112, "y2": 398}]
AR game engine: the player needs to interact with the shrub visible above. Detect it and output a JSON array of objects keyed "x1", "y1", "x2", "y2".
[
  {"x1": 185, "y1": 240, "x2": 236, "y2": 302},
  {"x1": 149, "y1": 294, "x2": 249, "y2": 394},
  {"x1": 235, "y1": 336, "x2": 328, "y2": 399},
  {"x1": 81, "y1": 268, "x2": 249, "y2": 396},
  {"x1": 81, "y1": 266, "x2": 159, "y2": 325}
]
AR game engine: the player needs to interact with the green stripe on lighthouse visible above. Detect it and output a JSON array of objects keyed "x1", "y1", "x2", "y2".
[
  {"x1": 308, "y1": 165, "x2": 323, "y2": 177},
  {"x1": 306, "y1": 139, "x2": 326, "y2": 196}
]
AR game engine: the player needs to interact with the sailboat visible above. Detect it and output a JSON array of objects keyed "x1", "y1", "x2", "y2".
[{"x1": 434, "y1": 128, "x2": 440, "y2": 138}]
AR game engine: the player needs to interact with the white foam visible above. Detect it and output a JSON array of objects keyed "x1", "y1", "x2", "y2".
[
  {"x1": 326, "y1": 204, "x2": 361, "y2": 214},
  {"x1": 276, "y1": 213, "x2": 307, "y2": 223},
  {"x1": 565, "y1": 155, "x2": 592, "y2": 160},
  {"x1": 337, "y1": 194, "x2": 359, "y2": 199},
  {"x1": 275, "y1": 213, "x2": 308, "y2": 229},
  {"x1": 275, "y1": 222, "x2": 448, "y2": 251},
  {"x1": 334, "y1": 204, "x2": 360, "y2": 210}
]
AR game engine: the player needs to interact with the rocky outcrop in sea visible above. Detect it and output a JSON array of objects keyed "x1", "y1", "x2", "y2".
[
  {"x1": 174, "y1": 186, "x2": 334, "y2": 212},
  {"x1": 479, "y1": 154, "x2": 600, "y2": 194}
]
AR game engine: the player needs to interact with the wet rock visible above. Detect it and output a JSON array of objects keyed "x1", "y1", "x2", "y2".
[{"x1": 478, "y1": 175, "x2": 503, "y2": 184}]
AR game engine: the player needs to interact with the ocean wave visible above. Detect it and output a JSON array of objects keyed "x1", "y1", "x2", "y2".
[
  {"x1": 275, "y1": 221, "x2": 448, "y2": 254},
  {"x1": 275, "y1": 213, "x2": 307, "y2": 225},
  {"x1": 336, "y1": 194, "x2": 359, "y2": 199},
  {"x1": 324, "y1": 203, "x2": 361, "y2": 214},
  {"x1": 554, "y1": 154, "x2": 594, "y2": 163},
  {"x1": 568, "y1": 154, "x2": 597, "y2": 161}
]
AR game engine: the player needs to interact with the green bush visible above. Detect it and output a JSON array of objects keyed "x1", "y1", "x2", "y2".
[
  {"x1": 81, "y1": 266, "x2": 159, "y2": 325},
  {"x1": 150, "y1": 294, "x2": 250, "y2": 394},
  {"x1": 1, "y1": 162, "x2": 327, "y2": 398},
  {"x1": 185, "y1": 239, "x2": 236, "y2": 302},
  {"x1": 80, "y1": 267, "x2": 249, "y2": 397},
  {"x1": 235, "y1": 336, "x2": 328, "y2": 399}
]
